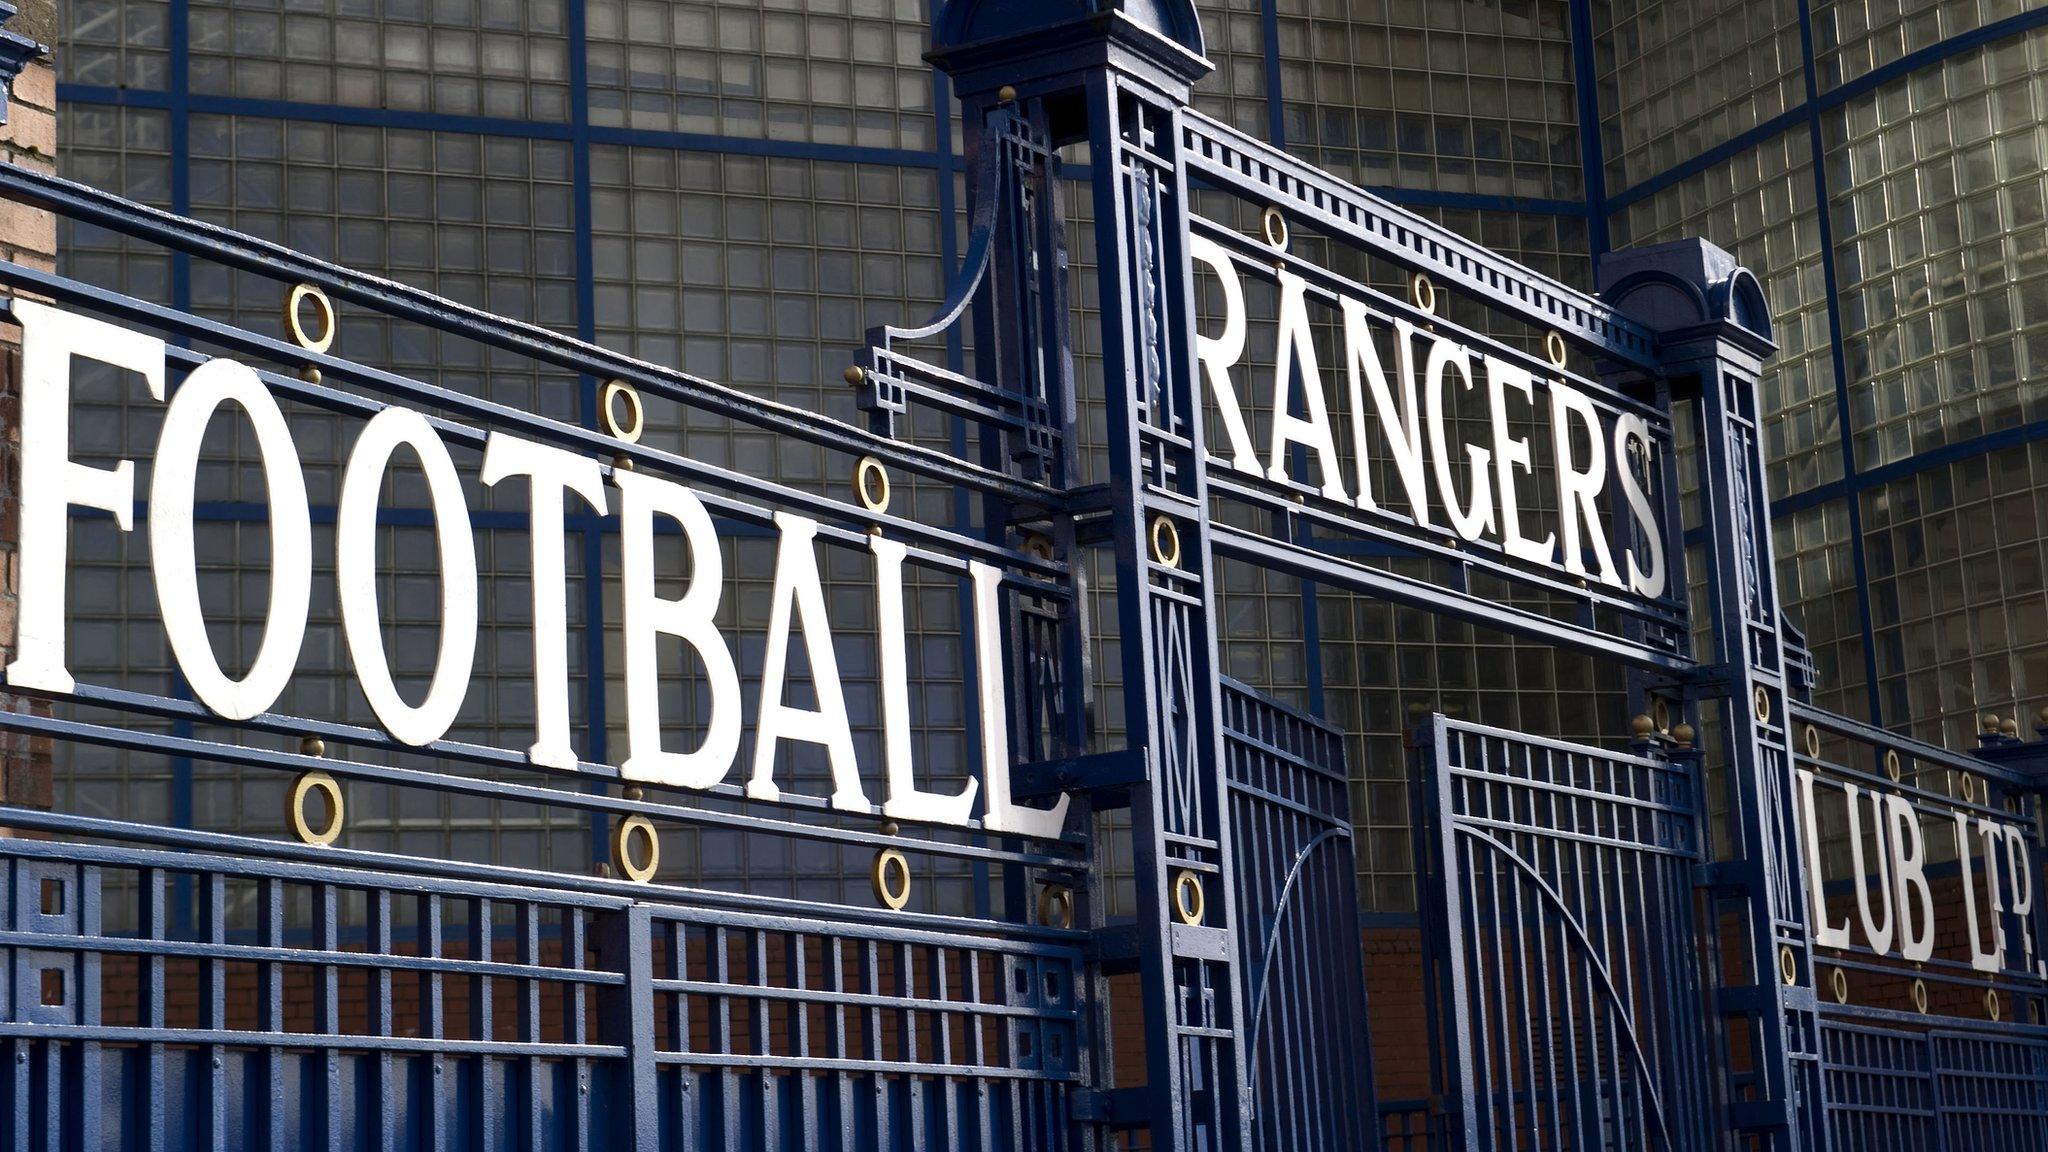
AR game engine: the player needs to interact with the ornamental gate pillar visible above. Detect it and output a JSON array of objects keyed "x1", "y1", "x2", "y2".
[
  {"x1": 1600, "y1": 241, "x2": 1823, "y2": 1150},
  {"x1": 929, "y1": 5, "x2": 1253, "y2": 1150}
]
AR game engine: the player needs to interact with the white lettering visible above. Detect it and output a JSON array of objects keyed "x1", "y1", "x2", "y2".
[
  {"x1": 1265, "y1": 268, "x2": 1348, "y2": 502},
  {"x1": 1485, "y1": 356, "x2": 1554, "y2": 566},
  {"x1": 615, "y1": 469, "x2": 741, "y2": 790},
  {"x1": 747, "y1": 513, "x2": 868, "y2": 812},
  {"x1": 7, "y1": 300, "x2": 166, "y2": 693},
  {"x1": 151, "y1": 360, "x2": 311, "y2": 721},
  {"x1": 481, "y1": 434, "x2": 609, "y2": 771},
  {"x1": 1425, "y1": 338, "x2": 1494, "y2": 541},
  {"x1": 1548, "y1": 381, "x2": 1622, "y2": 588},
  {"x1": 336, "y1": 407, "x2": 478, "y2": 747},
  {"x1": 873, "y1": 536, "x2": 979, "y2": 825},
  {"x1": 1188, "y1": 236, "x2": 1261, "y2": 476}
]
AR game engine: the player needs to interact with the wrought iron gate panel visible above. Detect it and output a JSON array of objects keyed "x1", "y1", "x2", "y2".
[
  {"x1": 0, "y1": 836, "x2": 1085, "y2": 1152},
  {"x1": 1419, "y1": 716, "x2": 1713, "y2": 1152},
  {"x1": 1219, "y1": 679, "x2": 1372, "y2": 1152},
  {"x1": 1819, "y1": 1021, "x2": 2048, "y2": 1151}
]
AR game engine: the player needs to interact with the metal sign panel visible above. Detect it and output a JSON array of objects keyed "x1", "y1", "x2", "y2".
[{"x1": 3, "y1": 2, "x2": 2047, "y2": 1151}]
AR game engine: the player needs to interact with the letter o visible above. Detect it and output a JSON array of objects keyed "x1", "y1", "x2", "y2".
[
  {"x1": 337, "y1": 407, "x2": 479, "y2": 746},
  {"x1": 150, "y1": 359, "x2": 312, "y2": 721}
]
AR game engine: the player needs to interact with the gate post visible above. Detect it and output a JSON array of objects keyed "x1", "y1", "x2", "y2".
[
  {"x1": 1599, "y1": 241, "x2": 1824, "y2": 1151},
  {"x1": 928, "y1": 5, "x2": 1252, "y2": 1149}
]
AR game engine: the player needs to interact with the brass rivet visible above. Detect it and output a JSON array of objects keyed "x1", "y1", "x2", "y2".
[
  {"x1": 1173, "y1": 871, "x2": 1205, "y2": 926},
  {"x1": 600, "y1": 379, "x2": 644, "y2": 443},
  {"x1": 299, "y1": 366, "x2": 323, "y2": 385},
  {"x1": 1409, "y1": 272, "x2": 1437, "y2": 315},
  {"x1": 871, "y1": 849, "x2": 911, "y2": 911},
  {"x1": 288, "y1": 771, "x2": 344, "y2": 847},
  {"x1": 1150, "y1": 515, "x2": 1182, "y2": 568},
  {"x1": 1260, "y1": 206, "x2": 1289, "y2": 251},
  {"x1": 283, "y1": 283, "x2": 337, "y2": 355},
  {"x1": 1778, "y1": 945, "x2": 1798, "y2": 987},
  {"x1": 854, "y1": 456, "x2": 891, "y2": 514},
  {"x1": 1544, "y1": 331, "x2": 1568, "y2": 370},
  {"x1": 299, "y1": 736, "x2": 326, "y2": 758},
  {"x1": 1912, "y1": 979, "x2": 1929, "y2": 1014},
  {"x1": 1037, "y1": 884, "x2": 1075, "y2": 930},
  {"x1": 611, "y1": 815, "x2": 660, "y2": 883},
  {"x1": 622, "y1": 785, "x2": 644, "y2": 803},
  {"x1": 879, "y1": 820, "x2": 900, "y2": 837},
  {"x1": 1830, "y1": 967, "x2": 1849, "y2": 1004}
]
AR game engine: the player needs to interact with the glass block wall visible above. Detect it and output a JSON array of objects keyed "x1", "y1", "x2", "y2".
[
  {"x1": 50, "y1": 0, "x2": 2048, "y2": 916},
  {"x1": 1605, "y1": 3, "x2": 2048, "y2": 749}
]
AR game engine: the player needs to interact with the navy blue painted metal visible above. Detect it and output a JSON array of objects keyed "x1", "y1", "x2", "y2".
[
  {"x1": 16, "y1": 2, "x2": 2048, "y2": 1150},
  {"x1": 1416, "y1": 716, "x2": 1715, "y2": 1152},
  {"x1": 1220, "y1": 680, "x2": 1372, "y2": 1152}
]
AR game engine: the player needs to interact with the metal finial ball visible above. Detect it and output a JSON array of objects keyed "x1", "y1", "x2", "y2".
[
  {"x1": 844, "y1": 365, "x2": 865, "y2": 386},
  {"x1": 998, "y1": 85, "x2": 1018, "y2": 103},
  {"x1": 1982, "y1": 713, "x2": 2002, "y2": 732},
  {"x1": 2038, "y1": 705, "x2": 2048, "y2": 725},
  {"x1": 1630, "y1": 714, "x2": 1655, "y2": 738},
  {"x1": 2002, "y1": 717, "x2": 2020, "y2": 737},
  {"x1": 1671, "y1": 723, "x2": 1695, "y2": 748}
]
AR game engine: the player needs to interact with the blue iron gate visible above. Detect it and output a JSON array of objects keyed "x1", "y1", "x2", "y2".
[
  {"x1": 7, "y1": 1, "x2": 2048, "y2": 1150},
  {"x1": 1, "y1": 838, "x2": 1085, "y2": 1150},
  {"x1": 1417, "y1": 716, "x2": 1715, "y2": 1152},
  {"x1": 1221, "y1": 679, "x2": 1373, "y2": 1152}
]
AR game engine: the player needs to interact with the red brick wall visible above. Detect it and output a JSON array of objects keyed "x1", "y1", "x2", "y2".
[{"x1": 0, "y1": 4, "x2": 53, "y2": 818}]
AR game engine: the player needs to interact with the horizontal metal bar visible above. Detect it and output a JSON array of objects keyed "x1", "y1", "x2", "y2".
[
  {"x1": 1452, "y1": 816, "x2": 1696, "y2": 861},
  {"x1": 1443, "y1": 765, "x2": 1691, "y2": 822},
  {"x1": 1793, "y1": 701, "x2": 2039, "y2": 788},
  {"x1": 639, "y1": 902, "x2": 1085, "y2": 952},
  {"x1": 0, "y1": 162, "x2": 1058, "y2": 509},
  {"x1": 1210, "y1": 523, "x2": 1692, "y2": 672},
  {"x1": 645, "y1": 1050, "x2": 1077, "y2": 1081},
  {"x1": 1812, "y1": 948, "x2": 2048, "y2": 994},
  {"x1": 1180, "y1": 110, "x2": 1663, "y2": 370},
  {"x1": 0, "y1": 1022, "x2": 631, "y2": 1059},
  {"x1": 0, "y1": 808, "x2": 1084, "y2": 945},
  {"x1": 1437, "y1": 713, "x2": 1669, "y2": 768},
  {"x1": 0, "y1": 930, "x2": 627, "y2": 987},
  {"x1": 16, "y1": 682, "x2": 1085, "y2": 859},
  {"x1": 0, "y1": 269, "x2": 1066, "y2": 587},
  {"x1": 647, "y1": 979, "x2": 1051, "y2": 1019},
  {"x1": 1818, "y1": 1000, "x2": 2048, "y2": 1038},
  {"x1": 1205, "y1": 474, "x2": 1689, "y2": 628},
  {"x1": 1190, "y1": 218, "x2": 1670, "y2": 428}
]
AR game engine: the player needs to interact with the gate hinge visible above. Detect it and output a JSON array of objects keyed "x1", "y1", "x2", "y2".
[
  {"x1": 1071, "y1": 1087, "x2": 1150, "y2": 1125},
  {"x1": 1695, "y1": 860, "x2": 1754, "y2": 892},
  {"x1": 1013, "y1": 748, "x2": 1146, "y2": 802},
  {"x1": 1088, "y1": 923, "x2": 1140, "y2": 971},
  {"x1": 1726, "y1": 1099, "x2": 1791, "y2": 1131}
]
